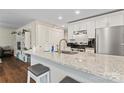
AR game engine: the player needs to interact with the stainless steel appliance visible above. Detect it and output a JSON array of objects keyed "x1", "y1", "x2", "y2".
[{"x1": 96, "y1": 26, "x2": 124, "y2": 56}]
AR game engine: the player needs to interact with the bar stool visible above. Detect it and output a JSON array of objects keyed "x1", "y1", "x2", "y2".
[
  {"x1": 60, "y1": 76, "x2": 79, "y2": 83},
  {"x1": 27, "y1": 64, "x2": 50, "y2": 83}
]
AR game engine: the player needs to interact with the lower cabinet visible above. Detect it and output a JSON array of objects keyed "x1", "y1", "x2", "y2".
[{"x1": 16, "y1": 50, "x2": 30, "y2": 63}]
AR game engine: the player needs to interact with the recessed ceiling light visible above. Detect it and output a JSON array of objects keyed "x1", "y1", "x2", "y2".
[
  {"x1": 58, "y1": 16, "x2": 63, "y2": 20},
  {"x1": 75, "y1": 10, "x2": 80, "y2": 15}
]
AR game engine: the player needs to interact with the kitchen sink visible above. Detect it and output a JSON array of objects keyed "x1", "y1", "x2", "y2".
[{"x1": 61, "y1": 51, "x2": 78, "y2": 55}]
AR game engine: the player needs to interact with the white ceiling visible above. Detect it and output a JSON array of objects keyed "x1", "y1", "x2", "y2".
[{"x1": 0, "y1": 9, "x2": 114, "y2": 29}]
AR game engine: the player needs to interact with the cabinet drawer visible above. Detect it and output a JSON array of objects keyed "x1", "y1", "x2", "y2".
[{"x1": 85, "y1": 48, "x2": 94, "y2": 53}]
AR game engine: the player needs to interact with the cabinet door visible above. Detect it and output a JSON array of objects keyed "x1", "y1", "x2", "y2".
[
  {"x1": 73, "y1": 21, "x2": 87, "y2": 31},
  {"x1": 79, "y1": 21, "x2": 87, "y2": 30},
  {"x1": 30, "y1": 23, "x2": 37, "y2": 47},
  {"x1": 49, "y1": 30, "x2": 54, "y2": 46},
  {"x1": 95, "y1": 16, "x2": 108, "y2": 28},
  {"x1": 36, "y1": 25, "x2": 47, "y2": 47},
  {"x1": 108, "y1": 13, "x2": 124, "y2": 27},
  {"x1": 68, "y1": 24, "x2": 74, "y2": 41},
  {"x1": 24, "y1": 32, "x2": 31, "y2": 49},
  {"x1": 49, "y1": 28, "x2": 64, "y2": 46},
  {"x1": 73, "y1": 22, "x2": 79, "y2": 31},
  {"x1": 54, "y1": 29, "x2": 64, "y2": 45},
  {"x1": 87, "y1": 20, "x2": 95, "y2": 38},
  {"x1": 68, "y1": 22, "x2": 87, "y2": 42}
]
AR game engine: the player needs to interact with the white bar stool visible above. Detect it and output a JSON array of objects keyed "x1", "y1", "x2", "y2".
[{"x1": 27, "y1": 64, "x2": 50, "y2": 83}]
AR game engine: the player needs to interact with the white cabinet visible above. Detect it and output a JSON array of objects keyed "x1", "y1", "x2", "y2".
[
  {"x1": 86, "y1": 20, "x2": 95, "y2": 38},
  {"x1": 54, "y1": 29, "x2": 64, "y2": 45},
  {"x1": 68, "y1": 20, "x2": 95, "y2": 40},
  {"x1": 30, "y1": 23, "x2": 37, "y2": 47},
  {"x1": 15, "y1": 21, "x2": 64, "y2": 62},
  {"x1": 36, "y1": 25, "x2": 49, "y2": 49},
  {"x1": 49, "y1": 28, "x2": 64, "y2": 46},
  {"x1": 68, "y1": 21, "x2": 87, "y2": 41},
  {"x1": 36, "y1": 24, "x2": 64, "y2": 50},
  {"x1": 79, "y1": 21, "x2": 87, "y2": 30},
  {"x1": 68, "y1": 11, "x2": 124, "y2": 39},
  {"x1": 95, "y1": 11, "x2": 124, "y2": 28},
  {"x1": 24, "y1": 32, "x2": 31, "y2": 49},
  {"x1": 73, "y1": 21, "x2": 87, "y2": 31},
  {"x1": 49, "y1": 29, "x2": 54, "y2": 45},
  {"x1": 73, "y1": 22, "x2": 80, "y2": 31},
  {"x1": 95, "y1": 16, "x2": 108, "y2": 28},
  {"x1": 108, "y1": 12, "x2": 124, "y2": 27},
  {"x1": 85, "y1": 48, "x2": 94, "y2": 53},
  {"x1": 68, "y1": 24, "x2": 74, "y2": 41},
  {"x1": 36, "y1": 25, "x2": 48, "y2": 48}
]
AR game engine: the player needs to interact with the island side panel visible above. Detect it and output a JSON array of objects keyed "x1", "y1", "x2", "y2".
[{"x1": 31, "y1": 55, "x2": 66, "y2": 83}]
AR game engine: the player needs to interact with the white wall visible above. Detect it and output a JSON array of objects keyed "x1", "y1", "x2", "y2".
[{"x1": 0, "y1": 26, "x2": 15, "y2": 48}]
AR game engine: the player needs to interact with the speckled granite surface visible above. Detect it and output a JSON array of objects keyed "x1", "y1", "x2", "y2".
[{"x1": 25, "y1": 50, "x2": 124, "y2": 82}]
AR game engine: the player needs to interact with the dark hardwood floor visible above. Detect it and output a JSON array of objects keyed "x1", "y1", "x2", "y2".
[{"x1": 0, "y1": 56, "x2": 34, "y2": 83}]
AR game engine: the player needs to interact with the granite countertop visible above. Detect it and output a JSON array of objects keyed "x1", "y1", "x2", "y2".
[{"x1": 25, "y1": 50, "x2": 124, "y2": 82}]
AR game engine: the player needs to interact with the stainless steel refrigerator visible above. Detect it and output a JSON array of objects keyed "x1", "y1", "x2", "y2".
[{"x1": 96, "y1": 26, "x2": 124, "y2": 56}]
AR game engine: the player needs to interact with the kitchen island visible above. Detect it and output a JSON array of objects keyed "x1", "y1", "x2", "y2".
[{"x1": 25, "y1": 50, "x2": 124, "y2": 83}]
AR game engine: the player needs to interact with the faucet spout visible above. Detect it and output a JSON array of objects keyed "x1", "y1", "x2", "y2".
[{"x1": 58, "y1": 39, "x2": 68, "y2": 54}]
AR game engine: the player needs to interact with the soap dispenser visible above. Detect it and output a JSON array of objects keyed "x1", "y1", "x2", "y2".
[{"x1": 51, "y1": 45, "x2": 54, "y2": 53}]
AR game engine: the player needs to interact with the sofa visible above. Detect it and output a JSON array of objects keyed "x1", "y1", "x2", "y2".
[
  {"x1": 0, "y1": 47, "x2": 3, "y2": 58},
  {"x1": 0, "y1": 46, "x2": 13, "y2": 57}
]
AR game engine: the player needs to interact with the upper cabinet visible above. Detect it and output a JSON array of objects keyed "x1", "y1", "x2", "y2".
[
  {"x1": 108, "y1": 12, "x2": 124, "y2": 27},
  {"x1": 68, "y1": 10, "x2": 124, "y2": 40},
  {"x1": 68, "y1": 23, "x2": 74, "y2": 40},
  {"x1": 95, "y1": 11, "x2": 124, "y2": 28},
  {"x1": 49, "y1": 28, "x2": 64, "y2": 46},
  {"x1": 95, "y1": 16, "x2": 108, "y2": 28},
  {"x1": 73, "y1": 21, "x2": 87, "y2": 31},
  {"x1": 78, "y1": 21, "x2": 87, "y2": 30},
  {"x1": 68, "y1": 21, "x2": 87, "y2": 41},
  {"x1": 36, "y1": 24, "x2": 64, "y2": 49},
  {"x1": 86, "y1": 19, "x2": 95, "y2": 38},
  {"x1": 73, "y1": 22, "x2": 80, "y2": 31},
  {"x1": 36, "y1": 24, "x2": 48, "y2": 47}
]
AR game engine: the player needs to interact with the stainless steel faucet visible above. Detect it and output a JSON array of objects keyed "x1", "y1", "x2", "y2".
[{"x1": 58, "y1": 39, "x2": 68, "y2": 54}]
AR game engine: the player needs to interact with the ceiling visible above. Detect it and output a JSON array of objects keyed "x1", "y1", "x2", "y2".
[{"x1": 0, "y1": 9, "x2": 114, "y2": 29}]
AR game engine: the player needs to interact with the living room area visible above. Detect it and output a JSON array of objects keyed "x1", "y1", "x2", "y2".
[{"x1": 0, "y1": 26, "x2": 15, "y2": 63}]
